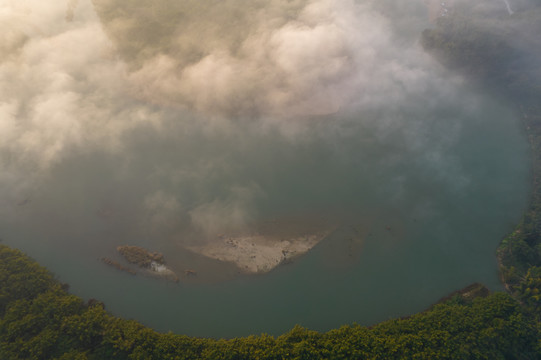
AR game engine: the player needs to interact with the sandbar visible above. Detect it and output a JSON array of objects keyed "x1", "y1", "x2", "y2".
[{"x1": 187, "y1": 232, "x2": 328, "y2": 274}]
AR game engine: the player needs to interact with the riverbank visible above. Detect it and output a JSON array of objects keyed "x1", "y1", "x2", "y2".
[
  {"x1": 421, "y1": 2, "x2": 541, "y2": 315},
  {"x1": 1, "y1": 243, "x2": 537, "y2": 358}
]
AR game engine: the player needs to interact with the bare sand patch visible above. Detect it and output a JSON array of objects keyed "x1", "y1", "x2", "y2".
[{"x1": 186, "y1": 232, "x2": 328, "y2": 274}]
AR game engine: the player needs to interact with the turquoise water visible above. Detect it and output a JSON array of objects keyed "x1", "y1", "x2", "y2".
[
  {"x1": 0, "y1": 0, "x2": 531, "y2": 339},
  {"x1": 2, "y1": 89, "x2": 530, "y2": 338}
]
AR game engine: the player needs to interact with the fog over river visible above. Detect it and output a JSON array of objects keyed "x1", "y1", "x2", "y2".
[{"x1": 0, "y1": 0, "x2": 530, "y2": 337}]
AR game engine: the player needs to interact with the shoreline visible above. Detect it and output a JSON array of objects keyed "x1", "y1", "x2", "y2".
[{"x1": 420, "y1": 4, "x2": 541, "y2": 308}]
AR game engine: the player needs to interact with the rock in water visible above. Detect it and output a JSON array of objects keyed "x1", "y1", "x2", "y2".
[
  {"x1": 116, "y1": 245, "x2": 179, "y2": 282},
  {"x1": 117, "y1": 245, "x2": 165, "y2": 268}
]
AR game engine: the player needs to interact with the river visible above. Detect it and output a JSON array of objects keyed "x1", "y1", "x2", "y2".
[{"x1": 0, "y1": 0, "x2": 530, "y2": 338}]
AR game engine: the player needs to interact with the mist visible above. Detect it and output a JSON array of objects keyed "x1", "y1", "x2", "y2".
[
  {"x1": 0, "y1": 0, "x2": 534, "y2": 335},
  {"x1": 1, "y1": 0, "x2": 482, "y2": 235}
]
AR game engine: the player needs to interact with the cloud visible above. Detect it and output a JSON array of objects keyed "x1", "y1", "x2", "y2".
[
  {"x1": 0, "y1": 0, "x2": 517, "y2": 243},
  {"x1": 66, "y1": 0, "x2": 79, "y2": 22},
  {"x1": 0, "y1": 0, "x2": 449, "y2": 171},
  {"x1": 123, "y1": 0, "x2": 402, "y2": 119},
  {"x1": 189, "y1": 184, "x2": 263, "y2": 237}
]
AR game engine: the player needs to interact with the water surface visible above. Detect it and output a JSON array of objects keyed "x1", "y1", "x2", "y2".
[{"x1": 0, "y1": 0, "x2": 530, "y2": 338}]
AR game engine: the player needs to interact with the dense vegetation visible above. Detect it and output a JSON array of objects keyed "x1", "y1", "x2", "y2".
[
  {"x1": 2, "y1": 1, "x2": 541, "y2": 358},
  {"x1": 0, "y1": 245, "x2": 539, "y2": 359}
]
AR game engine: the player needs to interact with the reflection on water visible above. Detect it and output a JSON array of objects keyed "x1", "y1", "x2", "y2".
[
  {"x1": 2, "y1": 90, "x2": 529, "y2": 337},
  {"x1": 0, "y1": 0, "x2": 531, "y2": 337}
]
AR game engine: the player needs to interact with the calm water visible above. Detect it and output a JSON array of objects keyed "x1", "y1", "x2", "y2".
[
  {"x1": 0, "y1": 0, "x2": 531, "y2": 338},
  {"x1": 2, "y1": 91, "x2": 530, "y2": 337}
]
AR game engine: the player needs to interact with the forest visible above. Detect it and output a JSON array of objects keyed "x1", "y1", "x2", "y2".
[
  {"x1": 2, "y1": 1, "x2": 541, "y2": 358},
  {"x1": 0, "y1": 244, "x2": 539, "y2": 359}
]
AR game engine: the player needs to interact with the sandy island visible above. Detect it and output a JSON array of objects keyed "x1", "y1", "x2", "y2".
[{"x1": 186, "y1": 232, "x2": 329, "y2": 274}]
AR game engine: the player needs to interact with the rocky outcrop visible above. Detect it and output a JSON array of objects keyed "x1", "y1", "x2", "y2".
[
  {"x1": 117, "y1": 245, "x2": 165, "y2": 268},
  {"x1": 114, "y1": 245, "x2": 179, "y2": 282},
  {"x1": 145, "y1": 261, "x2": 179, "y2": 282}
]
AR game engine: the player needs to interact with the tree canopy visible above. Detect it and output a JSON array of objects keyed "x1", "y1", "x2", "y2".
[{"x1": 0, "y1": 245, "x2": 539, "y2": 359}]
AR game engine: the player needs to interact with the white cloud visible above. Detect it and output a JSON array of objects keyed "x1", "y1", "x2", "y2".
[
  {"x1": 189, "y1": 184, "x2": 263, "y2": 237},
  {"x1": 126, "y1": 0, "x2": 401, "y2": 119},
  {"x1": 0, "y1": 0, "x2": 485, "y2": 240}
]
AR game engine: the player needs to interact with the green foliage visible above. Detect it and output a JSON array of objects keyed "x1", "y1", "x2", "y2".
[
  {"x1": 0, "y1": 244, "x2": 539, "y2": 359},
  {"x1": 0, "y1": 246, "x2": 55, "y2": 317},
  {"x1": 518, "y1": 266, "x2": 541, "y2": 317},
  {"x1": 3, "y1": 4, "x2": 541, "y2": 358}
]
